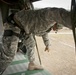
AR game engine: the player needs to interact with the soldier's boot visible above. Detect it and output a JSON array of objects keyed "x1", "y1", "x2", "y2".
[{"x1": 28, "y1": 62, "x2": 43, "y2": 70}]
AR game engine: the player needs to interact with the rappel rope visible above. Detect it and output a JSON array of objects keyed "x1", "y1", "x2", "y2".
[{"x1": 33, "y1": 35, "x2": 42, "y2": 65}]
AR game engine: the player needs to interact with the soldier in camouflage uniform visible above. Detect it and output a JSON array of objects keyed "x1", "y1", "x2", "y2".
[
  {"x1": 0, "y1": 1, "x2": 71, "y2": 75},
  {"x1": 0, "y1": 2, "x2": 49, "y2": 72},
  {"x1": 14, "y1": 8, "x2": 71, "y2": 36},
  {"x1": 13, "y1": 7, "x2": 71, "y2": 70},
  {"x1": 0, "y1": 0, "x2": 44, "y2": 74}
]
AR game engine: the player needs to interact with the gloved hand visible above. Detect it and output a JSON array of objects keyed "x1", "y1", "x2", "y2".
[{"x1": 45, "y1": 46, "x2": 50, "y2": 52}]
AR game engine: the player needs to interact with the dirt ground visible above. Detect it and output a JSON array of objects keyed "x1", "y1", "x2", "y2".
[{"x1": 34, "y1": 27, "x2": 76, "y2": 75}]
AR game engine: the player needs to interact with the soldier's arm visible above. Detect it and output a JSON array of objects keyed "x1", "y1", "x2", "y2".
[{"x1": 42, "y1": 33, "x2": 51, "y2": 52}]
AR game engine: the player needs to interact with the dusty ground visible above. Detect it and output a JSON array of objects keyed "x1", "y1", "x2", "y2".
[{"x1": 34, "y1": 27, "x2": 76, "y2": 75}]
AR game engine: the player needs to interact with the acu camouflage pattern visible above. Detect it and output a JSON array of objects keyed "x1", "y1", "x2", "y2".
[
  {"x1": 0, "y1": 0, "x2": 34, "y2": 74},
  {"x1": 42, "y1": 33, "x2": 50, "y2": 47},
  {"x1": 0, "y1": 6, "x2": 71, "y2": 74},
  {"x1": 14, "y1": 7, "x2": 71, "y2": 36},
  {"x1": 0, "y1": 23, "x2": 36, "y2": 75},
  {"x1": 0, "y1": 23, "x2": 20, "y2": 74}
]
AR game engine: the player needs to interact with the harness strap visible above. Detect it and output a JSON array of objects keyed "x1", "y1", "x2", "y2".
[
  {"x1": 4, "y1": 14, "x2": 25, "y2": 37},
  {"x1": 7, "y1": 14, "x2": 24, "y2": 31},
  {"x1": 3, "y1": 30, "x2": 20, "y2": 37}
]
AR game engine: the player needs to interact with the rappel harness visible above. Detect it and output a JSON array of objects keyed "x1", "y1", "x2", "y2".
[{"x1": 3, "y1": 14, "x2": 24, "y2": 38}]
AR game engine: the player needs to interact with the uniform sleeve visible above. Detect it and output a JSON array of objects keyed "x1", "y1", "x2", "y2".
[{"x1": 42, "y1": 33, "x2": 50, "y2": 47}]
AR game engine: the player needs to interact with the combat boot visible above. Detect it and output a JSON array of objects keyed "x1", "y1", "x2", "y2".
[{"x1": 28, "y1": 62, "x2": 43, "y2": 70}]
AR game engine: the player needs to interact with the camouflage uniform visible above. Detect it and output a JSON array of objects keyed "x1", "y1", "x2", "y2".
[
  {"x1": 0, "y1": 0, "x2": 49, "y2": 74},
  {"x1": 0, "y1": 0, "x2": 34, "y2": 74},
  {"x1": 0, "y1": 23, "x2": 20, "y2": 74},
  {"x1": 42, "y1": 33, "x2": 50, "y2": 50},
  {"x1": 14, "y1": 8, "x2": 71, "y2": 30},
  {"x1": 0, "y1": 6, "x2": 71, "y2": 74},
  {"x1": 13, "y1": 7, "x2": 71, "y2": 61}
]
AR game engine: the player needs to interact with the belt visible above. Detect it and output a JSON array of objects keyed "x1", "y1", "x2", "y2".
[{"x1": 3, "y1": 30, "x2": 20, "y2": 37}]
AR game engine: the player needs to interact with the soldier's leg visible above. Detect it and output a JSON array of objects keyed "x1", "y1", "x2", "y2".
[
  {"x1": 0, "y1": 23, "x2": 20, "y2": 74},
  {"x1": 17, "y1": 32, "x2": 27, "y2": 54},
  {"x1": 23, "y1": 34, "x2": 43, "y2": 70},
  {"x1": 18, "y1": 41, "x2": 27, "y2": 54}
]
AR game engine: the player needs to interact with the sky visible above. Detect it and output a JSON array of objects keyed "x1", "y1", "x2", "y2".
[{"x1": 33, "y1": 0, "x2": 71, "y2": 10}]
